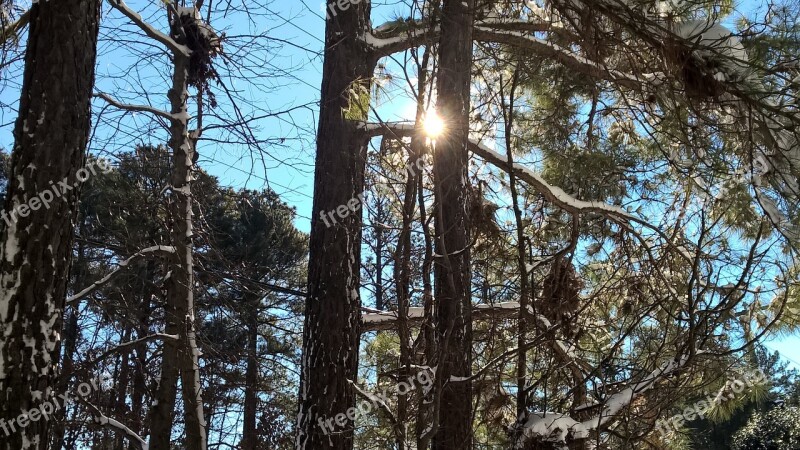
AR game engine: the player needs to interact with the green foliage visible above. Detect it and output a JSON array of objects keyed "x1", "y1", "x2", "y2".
[
  {"x1": 65, "y1": 145, "x2": 308, "y2": 447},
  {"x1": 680, "y1": 347, "x2": 799, "y2": 450},
  {"x1": 732, "y1": 407, "x2": 800, "y2": 450},
  {"x1": 343, "y1": 78, "x2": 371, "y2": 121}
]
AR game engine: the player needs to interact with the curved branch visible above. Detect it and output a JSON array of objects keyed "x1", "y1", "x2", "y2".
[
  {"x1": 94, "y1": 93, "x2": 175, "y2": 121},
  {"x1": 67, "y1": 246, "x2": 176, "y2": 305},
  {"x1": 81, "y1": 400, "x2": 149, "y2": 450}
]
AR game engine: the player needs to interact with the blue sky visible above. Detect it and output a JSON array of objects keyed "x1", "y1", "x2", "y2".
[{"x1": 1, "y1": 0, "x2": 798, "y2": 369}]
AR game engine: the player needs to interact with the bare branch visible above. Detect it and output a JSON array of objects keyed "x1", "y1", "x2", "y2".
[
  {"x1": 106, "y1": 0, "x2": 190, "y2": 57},
  {"x1": 94, "y1": 92, "x2": 175, "y2": 121},
  {"x1": 1, "y1": 9, "x2": 30, "y2": 44},
  {"x1": 362, "y1": 302, "x2": 523, "y2": 332},
  {"x1": 81, "y1": 401, "x2": 149, "y2": 450},
  {"x1": 67, "y1": 246, "x2": 177, "y2": 305}
]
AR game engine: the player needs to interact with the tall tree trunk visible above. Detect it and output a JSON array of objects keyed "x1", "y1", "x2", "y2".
[
  {"x1": 394, "y1": 157, "x2": 416, "y2": 450},
  {"x1": 113, "y1": 327, "x2": 132, "y2": 450},
  {"x1": 396, "y1": 45, "x2": 432, "y2": 450},
  {"x1": 500, "y1": 67, "x2": 530, "y2": 420},
  {"x1": 431, "y1": 0, "x2": 475, "y2": 448},
  {"x1": 0, "y1": 0, "x2": 101, "y2": 448},
  {"x1": 149, "y1": 41, "x2": 207, "y2": 450},
  {"x1": 148, "y1": 296, "x2": 180, "y2": 449},
  {"x1": 241, "y1": 294, "x2": 259, "y2": 450},
  {"x1": 296, "y1": 1, "x2": 375, "y2": 448},
  {"x1": 130, "y1": 260, "x2": 155, "y2": 440}
]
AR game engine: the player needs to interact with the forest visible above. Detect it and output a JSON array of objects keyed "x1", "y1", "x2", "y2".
[{"x1": 2, "y1": 0, "x2": 800, "y2": 448}]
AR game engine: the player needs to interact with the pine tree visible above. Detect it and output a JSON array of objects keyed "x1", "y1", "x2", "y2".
[{"x1": 0, "y1": 0, "x2": 101, "y2": 448}]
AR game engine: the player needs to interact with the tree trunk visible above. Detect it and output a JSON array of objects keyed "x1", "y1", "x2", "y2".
[
  {"x1": 148, "y1": 295, "x2": 180, "y2": 449},
  {"x1": 241, "y1": 294, "x2": 259, "y2": 450},
  {"x1": 431, "y1": 0, "x2": 475, "y2": 448},
  {"x1": 0, "y1": 0, "x2": 101, "y2": 448},
  {"x1": 500, "y1": 67, "x2": 530, "y2": 420},
  {"x1": 295, "y1": 1, "x2": 376, "y2": 448},
  {"x1": 416, "y1": 130, "x2": 436, "y2": 450},
  {"x1": 149, "y1": 45, "x2": 207, "y2": 450},
  {"x1": 130, "y1": 260, "x2": 155, "y2": 440},
  {"x1": 113, "y1": 327, "x2": 132, "y2": 450}
]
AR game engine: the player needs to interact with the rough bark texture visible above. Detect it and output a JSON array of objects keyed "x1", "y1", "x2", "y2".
[
  {"x1": 295, "y1": 1, "x2": 375, "y2": 448},
  {"x1": 149, "y1": 47, "x2": 207, "y2": 450},
  {"x1": 431, "y1": 0, "x2": 475, "y2": 448},
  {"x1": 0, "y1": 0, "x2": 101, "y2": 448}
]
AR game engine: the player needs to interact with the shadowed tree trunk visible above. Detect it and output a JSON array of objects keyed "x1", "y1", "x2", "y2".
[
  {"x1": 130, "y1": 260, "x2": 155, "y2": 439},
  {"x1": 0, "y1": 0, "x2": 101, "y2": 448},
  {"x1": 295, "y1": 1, "x2": 377, "y2": 448},
  {"x1": 241, "y1": 293, "x2": 259, "y2": 450},
  {"x1": 431, "y1": 0, "x2": 475, "y2": 448}
]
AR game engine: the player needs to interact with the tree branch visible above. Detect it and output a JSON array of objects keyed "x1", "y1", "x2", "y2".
[
  {"x1": 94, "y1": 92, "x2": 175, "y2": 121},
  {"x1": 81, "y1": 400, "x2": 149, "y2": 450},
  {"x1": 107, "y1": 0, "x2": 191, "y2": 57},
  {"x1": 67, "y1": 246, "x2": 177, "y2": 305},
  {"x1": 362, "y1": 302, "x2": 524, "y2": 332}
]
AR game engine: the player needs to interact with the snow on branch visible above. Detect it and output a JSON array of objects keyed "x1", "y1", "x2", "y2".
[
  {"x1": 533, "y1": 312, "x2": 593, "y2": 376},
  {"x1": 363, "y1": 21, "x2": 663, "y2": 88},
  {"x1": 0, "y1": 9, "x2": 30, "y2": 44},
  {"x1": 363, "y1": 23, "x2": 440, "y2": 57},
  {"x1": 349, "y1": 379, "x2": 397, "y2": 425},
  {"x1": 517, "y1": 355, "x2": 690, "y2": 445},
  {"x1": 361, "y1": 121, "x2": 416, "y2": 138},
  {"x1": 473, "y1": 27, "x2": 661, "y2": 88},
  {"x1": 94, "y1": 93, "x2": 175, "y2": 121},
  {"x1": 67, "y1": 246, "x2": 177, "y2": 305},
  {"x1": 361, "y1": 122, "x2": 632, "y2": 219},
  {"x1": 365, "y1": 19, "x2": 571, "y2": 59},
  {"x1": 362, "y1": 302, "x2": 523, "y2": 332},
  {"x1": 467, "y1": 139, "x2": 633, "y2": 219},
  {"x1": 82, "y1": 401, "x2": 148, "y2": 450},
  {"x1": 365, "y1": 123, "x2": 687, "y2": 261},
  {"x1": 577, "y1": 356, "x2": 688, "y2": 432},
  {"x1": 105, "y1": 333, "x2": 179, "y2": 354},
  {"x1": 107, "y1": 0, "x2": 190, "y2": 57}
]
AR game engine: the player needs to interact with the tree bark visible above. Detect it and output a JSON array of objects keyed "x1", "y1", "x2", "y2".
[
  {"x1": 241, "y1": 294, "x2": 259, "y2": 450},
  {"x1": 0, "y1": 0, "x2": 101, "y2": 448},
  {"x1": 295, "y1": 1, "x2": 376, "y2": 448},
  {"x1": 149, "y1": 40, "x2": 206, "y2": 450},
  {"x1": 148, "y1": 293, "x2": 180, "y2": 450},
  {"x1": 431, "y1": 0, "x2": 475, "y2": 448}
]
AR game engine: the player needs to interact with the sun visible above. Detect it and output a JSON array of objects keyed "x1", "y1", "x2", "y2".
[{"x1": 423, "y1": 111, "x2": 445, "y2": 139}]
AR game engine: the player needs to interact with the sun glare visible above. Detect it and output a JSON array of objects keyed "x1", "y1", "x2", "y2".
[{"x1": 423, "y1": 111, "x2": 445, "y2": 139}]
